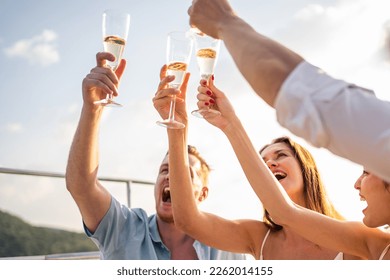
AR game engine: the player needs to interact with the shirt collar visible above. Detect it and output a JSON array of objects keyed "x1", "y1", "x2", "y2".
[
  {"x1": 193, "y1": 240, "x2": 212, "y2": 260},
  {"x1": 148, "y1": 214, "x2": 214, "y2": 260},
  {"x1": 148, "y1": 214, "x2": 163, "y2": 244}
]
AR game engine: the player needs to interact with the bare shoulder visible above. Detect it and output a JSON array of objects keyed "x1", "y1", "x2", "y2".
[{"x1": 343, "y1": 221, "x2": 390, "y2": 259}]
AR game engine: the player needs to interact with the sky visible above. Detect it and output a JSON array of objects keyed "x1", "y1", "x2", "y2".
[{"x1": 0, "y1": 0, "x2": 390, "y2": 233}]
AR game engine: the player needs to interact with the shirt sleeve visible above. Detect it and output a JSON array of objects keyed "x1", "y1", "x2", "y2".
[
  {"x1": 83, "y1": 196, "x2": 124, "y2": 253},
  {"x1": 275, "y1": 61, "x2": 390, "y2": 182},
  {"x1": 84, "y1": 196, "x2": 148, "y2": 259}
]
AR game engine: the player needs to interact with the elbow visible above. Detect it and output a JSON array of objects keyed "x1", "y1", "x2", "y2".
[
  {"x1": 173, "y1": 212, "x2": 191, "y2": 232},
  {"x1": 265, "y1": 203, "x2": 297, "y2": 228},
  {"x1": 65, "y1": 161, "x2": 99, "y2": 193},
  {"x1": 174, "y1": 218, "x2": 188, "y2": 232},
  {"x1": 64, "y1": 168, "x2": 96, "y2": 197},
  {"x1": 65, "y1": 165, "x2": 80, "y2": 195},
  {"x1": 65, "y1": 173, "x2": 80, "y2": 198},
  {"x1": 272, "y1": 214, "x2": 288, "y2": 227},
  {"x1": 173, "y1": 208, "x2": 199, "y2": 234},
  {"x1": 65, "y1": 169, "x2": 74, "y2": 193},
  {"x1": 65, "y1": 159, "x2": 76, "y2": 194},
  {"x1": 265, "y1": 210, "x2": 286, "y2": 227}
]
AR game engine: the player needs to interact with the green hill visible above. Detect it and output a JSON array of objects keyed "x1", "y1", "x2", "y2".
[{"x1": 0, "y1": 210, "x2": 97, "y2": 258}]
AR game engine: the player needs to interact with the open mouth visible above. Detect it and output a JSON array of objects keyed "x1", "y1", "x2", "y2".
[
  {"x1": 273, "y1": 172, "x2": 287, "y2": 181},
  {"x1": 162, "y1": 187, "x2": 171, "y2": 203},
  {"x1": 359, "y1": 195, "x2": 368, "y2": 211}
]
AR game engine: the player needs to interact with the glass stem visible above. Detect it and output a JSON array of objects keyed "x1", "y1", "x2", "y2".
[
  {"x1": 107, "y1": 65, "x2": 117, "y2": 101},
  {"x1": 168, "y1": 95, "x2": 177, "y2": 121}
]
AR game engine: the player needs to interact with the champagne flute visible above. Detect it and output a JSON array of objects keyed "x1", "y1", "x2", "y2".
[
  {"x1": 94, "y1": 9, "x2": 130, "y2": 107},
  {"x1": 191, "y1": 33, "x2": 221, "y2": 118},
  {"x1": 156, "y1": 31, "x2": 193, "y2": 129}
]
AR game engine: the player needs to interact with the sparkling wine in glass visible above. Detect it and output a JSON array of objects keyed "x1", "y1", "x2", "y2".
[
  {"x1": 94, "y1": 9, "x2": 130, "y2": 107},
  {"x1": 156, "y1": 31, "x2": 193, "y2": 129},
  {"x1": 191, "y1": 33, "x2": 221, "y2": 118}
]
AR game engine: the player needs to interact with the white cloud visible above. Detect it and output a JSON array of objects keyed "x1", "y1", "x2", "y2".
[
  {"x1": 273, "y1": 0, "x2": 390, "y2": 83},
  {"x1": 4, "y1": 29, "x2": 60, "y2": 67},
  {"x1": 294, "y1": 4, "x2": 329, "y2": 21},
  {"x1": 5, "y1": 122, "x2": 23, "y2": 133}
]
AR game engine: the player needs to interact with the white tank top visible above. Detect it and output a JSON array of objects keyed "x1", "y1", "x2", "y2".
[{"x1": 379, "y1": 243, "x2": 390, "y2": 260}]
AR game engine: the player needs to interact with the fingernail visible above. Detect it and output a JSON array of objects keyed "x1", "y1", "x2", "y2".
[
  {"x1": 205, "y1": 102, "x2": 209, "y2": 106},
  {"x1": 211, "y1": 75, "x2": 214, "y2": 80},
  {"x1": 209, "y1": 99, "x2": 215, "y2": 104},
  {"x1": 206, "y1": 90, "x2": 212, "y2": 96}
]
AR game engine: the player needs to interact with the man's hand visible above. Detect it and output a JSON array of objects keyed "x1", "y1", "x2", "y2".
[
  {"x1": 82, "y1": 52, "x2": 126, "y2": 107},
  {"x1": 153, "y1": 64, "x2": 190, "y2": 126},
  {"x1": 188, "y1": 0, "x2": 236, "y2": 39}
]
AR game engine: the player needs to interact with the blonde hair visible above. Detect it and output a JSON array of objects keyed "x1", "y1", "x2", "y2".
[
  {"x1": 166, "y1": 145, "x2": 211, "y2": 186},
  {"x1": 188, "y1": 145, "x2": 210, "y2": 186}
]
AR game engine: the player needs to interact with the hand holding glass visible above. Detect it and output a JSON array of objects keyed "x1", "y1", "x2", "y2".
[
  {"x1": 191, "y1": 33, "x2": 221, "y2": 118},
  {"x1": 156, "y1": 31, "x2": 193, "y2": 129},
  {"x1": 94, "y1": 9, "x2": 130, "y2": 107}
]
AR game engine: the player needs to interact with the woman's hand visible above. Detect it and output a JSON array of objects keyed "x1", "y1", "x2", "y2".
[
  {"x1": 196, "y1": 76, "x2": 236, "y2": 130},
  {"x1": 153, "y1": 64, "x2": 190, "y2": 126}
]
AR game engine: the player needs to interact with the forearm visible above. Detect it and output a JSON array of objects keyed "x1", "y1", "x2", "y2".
[
  {"x1": 223, "y1": 120, "x2": 376, "y2": 258},
  {"x1": 167, "y1": 128, "x2": 221, "y2": 234},
  {"x1": 219, "y1": 16, "x2": 303, "y2": 107},
  {"x1": 282, "y1": 208, "x2": 377, "y2": 259},
  {"x1": 222, "y1": 118, "x2": 294, "y2": 223},
  {"x1": 168, "y1": 127, "x2": 260, "y2": 254},
  {"x1": 66, "y1": 105, "x2": 103, "y2": 196},
  {"x1": 167, "y1": 128, "x2": 202, "y2": 229}
]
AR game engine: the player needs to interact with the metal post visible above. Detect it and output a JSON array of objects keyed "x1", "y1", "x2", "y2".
[{"x1": 126, "y1": 180, "x2": 131, "y2": 208}]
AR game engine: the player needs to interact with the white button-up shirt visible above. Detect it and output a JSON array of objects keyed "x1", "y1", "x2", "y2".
[{"x1": 275, "y1": 61, "x2": 390, "y2": 182}]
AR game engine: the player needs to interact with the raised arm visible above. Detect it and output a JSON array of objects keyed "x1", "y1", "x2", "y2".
[
  {"x1": 65, "y1": 52, "x2": 126, "y2": 233},
  {"x1": 168, "y1": 127, "x2": 266, "y2": 256},
  {"x1": 153, "y1": 69, "x2": 266, "y2": 257},
  {"x1": 188, "y1": 0, "x2": 390, "y2": 183},
  {"x1": 188, "y1": 0, "x2": 302, "y2": 107},
  {"x1": 199, "y1": 78, "x2": 390, "y2": 259}
]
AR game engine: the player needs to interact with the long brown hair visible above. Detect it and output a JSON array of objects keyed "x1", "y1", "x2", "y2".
[{"x1": 259, "y1": 136, "x2": 343, "y2": 231}]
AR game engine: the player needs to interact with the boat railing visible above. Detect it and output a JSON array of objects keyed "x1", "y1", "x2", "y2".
[{"x1": 0, "y1": 167, "x2": 155, "y2": 260}]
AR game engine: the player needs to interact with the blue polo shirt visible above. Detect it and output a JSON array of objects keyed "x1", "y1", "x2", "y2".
[{"x1": 85, "y1": 196, "x2": 246, "y2": 260}]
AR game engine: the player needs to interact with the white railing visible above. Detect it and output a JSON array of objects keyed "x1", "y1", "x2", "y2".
[
  {"x1": 0, "y1": 167, "x2": 154, "y2": 208},
  {"x1": 0, "y1": 167, "x2": 155, "y2": 260},
  {"x1": 0, "y1": 251, "x2": 101, "y2": 260}
]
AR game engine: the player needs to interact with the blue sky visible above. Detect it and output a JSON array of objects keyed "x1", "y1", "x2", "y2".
[{"x1": 0, "y1": 0, "x2": 390, "y2": 232}]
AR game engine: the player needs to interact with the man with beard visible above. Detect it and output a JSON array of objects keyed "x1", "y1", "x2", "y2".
[{"x1": 65, "y1": 52, "x2": 245, "y2": 260}]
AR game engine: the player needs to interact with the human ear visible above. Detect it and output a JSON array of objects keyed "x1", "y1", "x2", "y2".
[{"x1": 198, "y1": 186, "x2": 209, "y2": 201}]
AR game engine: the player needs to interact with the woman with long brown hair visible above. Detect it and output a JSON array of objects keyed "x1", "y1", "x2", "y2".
[{"x1": 186, "y1": 77, "x2": 390, "y2": 260}]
